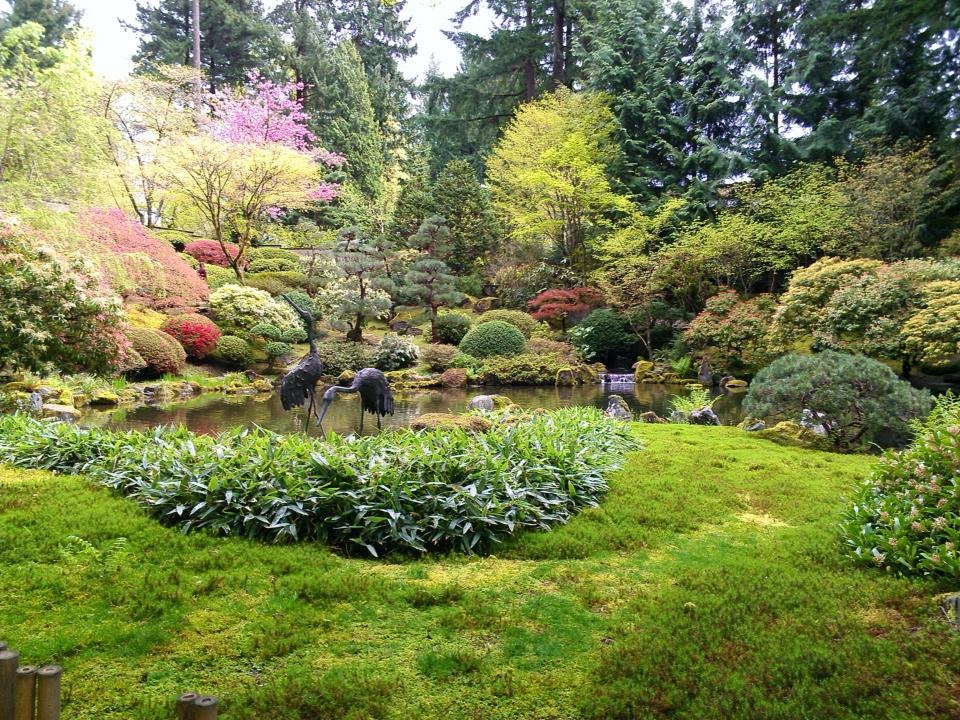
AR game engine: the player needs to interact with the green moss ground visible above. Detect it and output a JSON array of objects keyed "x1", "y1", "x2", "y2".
[{"x1": 1, "y1": 425, "x2": 958, "y2": 719}]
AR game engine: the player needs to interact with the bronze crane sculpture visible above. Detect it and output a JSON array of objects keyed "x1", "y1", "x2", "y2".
[
  {"x1": 279, "y1": 294, "x2": 324, "y2": 425},
  {"x1": 316, "y1": 367, "x2": 395, "y2": 435}
]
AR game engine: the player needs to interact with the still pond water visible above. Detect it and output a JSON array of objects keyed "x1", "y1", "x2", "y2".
[{"x1": 81, "y1": 384, "x2": 745, "y2": 437}]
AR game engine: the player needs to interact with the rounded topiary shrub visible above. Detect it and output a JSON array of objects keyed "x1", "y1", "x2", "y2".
[
  {"x1": 569, "y1": 309, "x2": 636, "y2": 364},
  {"x1": 161, "y1": 313, "x2": 221, "y2": 359},
  {"x1": 315, "y1": 341, "x2": 373, "y2": 376},
  {"x1": 215, "y1": 335, "x2": 253, "y2": 367},
  {"x1": 841, "y1": 394, "x2": 960, "y2": 578},
  {"x1": 126, "y1": 327, "x2": 187, "y2": 376},
  {"x1": 477, "y1": 309, "x2": 537, "y2": 337},
  {"x1": 247, "y1": 256, "x2": 301, "y2": 274},
  {"x1": 373, "y1": 333, "x2": 420, "y2": 371},
  {"x1": 436, "y1": 313, "x2": 473, "y2": 345},
  {"x1": 209, "y1": 284, "x2": 300, "y2": 337},
  {"x1": 743, "y1": 351, "x2": 931, "y2": 449},
  {"x1": 459, "y1": 321, "x2": 526, "y2": 359}
]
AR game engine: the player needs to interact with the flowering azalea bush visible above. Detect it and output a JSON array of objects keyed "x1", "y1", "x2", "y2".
[
  {"x1": 841, "y1": 394, "x2": 960, "y2": 578},
  {"x1": 184, "y1": 239, "x2": 243, "y2": 268},
  {"x1": 528, "y1": 286, "x2": 604, "y2": 329},
  {"x1": 80, "y1": 208, "x2": 208, "y2": 306},
  {"x1": 161, "y1": 314, "x2": 221, "y2": 359}
]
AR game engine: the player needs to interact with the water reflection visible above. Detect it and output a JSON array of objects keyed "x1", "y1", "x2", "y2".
[{"x1": 81, "y1": 384, "x2": 744, "y2": 437}]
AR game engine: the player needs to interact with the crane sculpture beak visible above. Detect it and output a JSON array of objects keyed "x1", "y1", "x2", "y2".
[{"x1": 315, "y1": 387, "x2": 338, "y2": 434}]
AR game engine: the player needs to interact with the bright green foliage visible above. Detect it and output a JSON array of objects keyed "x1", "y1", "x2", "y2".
[
  {"x1": 901, "y1": 281, "x2": 960, "y2": 370},
  {"x1": 476, "y1": 309, "x2": 537, "y2": 338},
  {"x1": 0, "y1": 224, "x2": 127, "y2": 375},
  {"x1": 310, "y1": 40, "x2": 384, "y2": 199},
  {"x1": 435, "y1": 312, "x2": 472, "y2": 345},
  {"x1": 569, "y1": 309, "x2": 636, "y2": 365},
  {"x1": 743, "y1": 351, "x2": 930, "y2": 449},
  {"x1": 372, "y1": 333, "x2": 419, "y2": 372},
  {"x1": 313, "y1": 341, "x2": 372, "y2": 376},
  {"x1": 0, "y1": 408, "x2": 637, "y2": 553},
  {"x1": 126, "y1": 327, "x2": 187, "y2": 376},
  {"x1": 479, "y1": 353, "x2": 570, "y2": 386},
  {"x1": 458, "y1": 321, "x2": 526, "y2": 359},
  {"x1": 0, "y1": 25, "x2": 111, "y2": 205},
  {"x1": 128, "y1": 0, "x2": 272, "y2": 91},
  {"x1": 430, "y1": 159, "x2": 500, "y2": 272},
  {"x1": 684, "y1": 290, "x2": 778, "y2": 374},
  {"x1": 209, "y1": 284, "x2": 300, "y2": 338},
  {"x1": 486, "y1": 89, "x2": 631, "y2": 268},
  {"x1": 247, "y1": 256, "x2": 301, "y2": 274},
  {"x1": 0, "y1": 0, "x2": 82, "y2": 46},
  {"x1": 841, "y1": 393, "x2": 960, "y2": 578},
  {"x1": 214, "y1": 335, "x2": 253, "y2": 367},
  {"x1": 245, "y1": 270, "x2": 309, "y2": 296}
]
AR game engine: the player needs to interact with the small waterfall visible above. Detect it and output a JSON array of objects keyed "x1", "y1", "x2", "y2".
[{"x1": 600, "y1": 373, "x2": 635, "y2": 384}]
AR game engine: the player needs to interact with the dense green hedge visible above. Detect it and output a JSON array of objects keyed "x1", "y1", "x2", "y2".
[
  {"x1": 0, "y1": 409, "x2": 638, "y2": 556},
  {"x1": 459, "y1": 320, "x2": 526, "y2": 358}
]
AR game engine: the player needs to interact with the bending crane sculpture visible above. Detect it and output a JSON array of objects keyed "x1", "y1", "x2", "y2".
[
  {"x1": 316, "y1": 368, "x2": 395, "y2": 435},
  {"x1": 279, "y1": 294, "x2": 324, "y2": 425}
]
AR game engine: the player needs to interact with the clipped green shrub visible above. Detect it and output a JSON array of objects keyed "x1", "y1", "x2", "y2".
[
  {"x1": 209, "y1": 284, "x2": 300, "y2": 337},
  {"x1": 449, "y1": 352, "x2": 480, "y2": 370},
  {"x1": 247, "y1": 246, "x2": 302, "y2": 263},
  {"x1": 570, "y1": 309, "x2": 637, "y2": 364},
  {"x1": 743, "y1": 351, "x2": 930, "y2": 449},
  {"x1": 841, "y1": 393, "x2": 960, "y2": 577},
  {"x1": 479, "y1": 353, "x2": 569, "y2": 385},
  {"x1": 459, "y1": 321, "x2": 526, "y2": 359},
  {"x1": 248, "y1": 323, "x2": 282, "y2": 341},
  {"x1": 421, "y1": 344, "x2": 459, "y2": 372},
  {"x1": 203, "y1": 264, "x2": 236, "y2": 290},
  {"x1": 436, "y1": 313, "x2": 472, "y2": 345},
  {"x1": 455, "y1": 274, "x2": 484, "y2": 297},
  {"x1": 247, "y1": 257, "x2": 302, "y2": 274},
  {"x1": 125, "y1": 327, "x2": 187, "y2": 376},
  {"x1": 264, "y1": 341, "x2": 293, "y2": 368},
  {"x1": 215, "y1": 335, "x2": 253, "y2": 367},
  {"x1": 315, "y1": 341, "x2": 373, "y2": 376},
  {"x1": 245, "y1": 271, "x2": 309, "y2": 296},
  {"x1": 0, "y1": 408, "x2": 639, "y2": 555},
  {"x1": 477, "y1": 309, "x2": 537, "y2": 337},
  {"x1": 373, "y1": 333, "x2": 420, "y2": 371}
]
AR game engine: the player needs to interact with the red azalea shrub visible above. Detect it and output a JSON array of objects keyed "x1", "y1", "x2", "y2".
[
  {"x1": 528, "y1": 287, "x2": 605, "y2": 329},
  {"x1": 162, "y1": 314, "x2": 221, "y2": 359},
  {"x1": 80, "y1": 208, "x2": 208, "y2": 307},
  {"x1": 184, "y1": 239, "x2": 243, "y2": 268}
]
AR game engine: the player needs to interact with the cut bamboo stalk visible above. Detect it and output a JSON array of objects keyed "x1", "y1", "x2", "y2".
[
  {"x1": 175, "y1": 692, "x2": 198, "y2": 720},
  {"x1": 13, "y1": 666, "x2": 36, "y2": 720},
  {"x1": 0, "y1": 649, "x2": 19, "y2": 720},
  {"x1": 191, "y1": 695, "x2": 217, "y2": 720},
  {"x1": 35, "y1": 665, "x2": 61, "y2": 720}
]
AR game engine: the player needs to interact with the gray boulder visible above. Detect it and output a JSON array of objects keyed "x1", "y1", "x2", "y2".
[
  {"x1": 604, "y1": 395, "x2": 633, "y2": 421},
  {"x1": 468, "y1": 395, "x2": 496, "y2": 412},
  {"x1": 689, "y1": 406, "x2": 721, "y2": 426}
]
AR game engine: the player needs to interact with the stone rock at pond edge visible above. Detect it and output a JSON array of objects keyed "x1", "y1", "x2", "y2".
[
  {"x1": 556, "y1": 367, "x2": 577, "y2": 386},
  {"x1": 737, "y1": 416, "x2": 766, "y2": 432},
  {"x1": 633, "y1": 360, "x2": 655, "y2": 381},
  {"x1": 89, "y1": 391, "x2": 121, "y2": 406},
  {"x1": 639, "y1": 411, "x2": 667, "y2": 423},
  {"x1": 800, "y1": 408, "x2": 830, "y2": 436},
  {"x1": 468, "y1": 394, "x2": 513, "y2": 412},
  {"x1": 688, "y1": 406, "x2": 721, "y2": 425},
  {"x1": 474, "y1": 296, "x2": 501, "y2": 313},
  {"x1": 724, "y1": 378, "x2": 749, "y2": 390},
  {"x1": 753, "y1": 421, "x2": 832, "y2": 450},
  {"x1": 604, "y1": 395, "x2": 633, "y2": 421},
  {"x1": 41, "y1": 403, "x2": 80, "y2": 421},
  {"x1": 410, "y1": 413, "x2": 493, "y2": 433}
]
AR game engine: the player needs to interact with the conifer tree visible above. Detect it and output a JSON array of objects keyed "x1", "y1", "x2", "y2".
[
  {"x1": 399, "y1": 217, "x2": 463, "y2": 343},
  {"x1": 0, "y1": 0, "x2": 81, "y2": 46},
  {"x1": 430, "y1": 159, "x2": 500, "y2": 272}
]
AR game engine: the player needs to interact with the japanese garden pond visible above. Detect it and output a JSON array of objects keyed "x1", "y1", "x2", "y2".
[{"x1": 79, "y1": 383, "x2": 746, "y2": 437}]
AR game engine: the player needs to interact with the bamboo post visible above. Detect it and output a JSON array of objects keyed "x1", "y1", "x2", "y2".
[
  {"x1": 191, "y1": 695, "x2": 217, "y2": 720},
  {"x1": 13, "y1": 666, "x2": 36, "y2": 720},
  {"x1": 35, "y1": 665, "x2": 61, "y2": 720},
  {"x1": 175, "y1": 692, "x2": 198, "y2": 720},
  {"x1": 0, "y1": 649, "x2": 19, "y2": 720}
]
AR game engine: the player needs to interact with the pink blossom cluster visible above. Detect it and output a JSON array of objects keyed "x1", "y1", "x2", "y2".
[{"x1": 209, "y1": 73, "x2": 314, "y2": 151}]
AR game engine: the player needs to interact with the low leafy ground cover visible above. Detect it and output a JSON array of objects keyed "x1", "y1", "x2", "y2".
[
  {"x1": 1, "y1": 426, "x2": 958, "y2": 719},
  {"x1": 0, "y1": 409, "x2": 635, "y2": 555}
]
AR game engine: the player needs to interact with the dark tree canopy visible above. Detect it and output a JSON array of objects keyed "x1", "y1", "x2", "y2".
[{"x1": 0, "y1": 0, "x2": 82, "y2": 46}]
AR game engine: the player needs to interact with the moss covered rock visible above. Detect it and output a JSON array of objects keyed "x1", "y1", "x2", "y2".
[
  {"x1": 556, "y1": 367, "x2": 577, "y2": 386},
  {"x1": 409, "y1": 413, "x2": 493, "y2": 433},
  {"x1": 753, "y1": 421, "x2": 832, "y2": 451}
]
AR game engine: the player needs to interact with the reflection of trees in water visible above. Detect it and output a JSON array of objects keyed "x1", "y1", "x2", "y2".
[{"x1": 83, "y1": 384, "x2": 744, "y2": 436}]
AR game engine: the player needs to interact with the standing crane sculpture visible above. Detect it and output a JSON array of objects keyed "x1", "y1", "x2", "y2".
[
  {"x1": 279, "y1": 294, "x2": 324, "y2": 425},
  {"x1": 316, "y1": 367, "x2": 395, "y2": 435}
]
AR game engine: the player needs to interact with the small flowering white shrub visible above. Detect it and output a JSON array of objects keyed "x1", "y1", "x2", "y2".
[{"x1": 841, "y1": 393, "x2": 960, "y2": 578}]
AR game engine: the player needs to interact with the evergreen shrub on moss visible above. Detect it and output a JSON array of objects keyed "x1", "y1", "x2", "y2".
[{"x1": 459, "y1": 321, "x2": 526, "y2": 359}]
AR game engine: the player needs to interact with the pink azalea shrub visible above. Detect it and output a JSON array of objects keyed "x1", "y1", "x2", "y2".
[{"x1": 81, "y1": 208, "x2": 208, "y2": 307}]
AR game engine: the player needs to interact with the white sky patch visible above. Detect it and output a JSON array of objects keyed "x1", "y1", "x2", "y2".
[{"x1": 3, "y1": 0, "x2": 493, "y2": 81}]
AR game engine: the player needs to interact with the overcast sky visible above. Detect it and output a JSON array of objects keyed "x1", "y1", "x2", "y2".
[{"x1": 57, "y1": 0, "x2": 492, "y2": 82}]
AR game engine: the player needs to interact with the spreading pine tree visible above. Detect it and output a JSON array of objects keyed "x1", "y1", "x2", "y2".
[{"x1": 399, "y1": 217, "x2": 463, "y2": 343}]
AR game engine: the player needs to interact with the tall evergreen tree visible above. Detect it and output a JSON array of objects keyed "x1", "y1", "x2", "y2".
[
  {"x1": 126, "y1": 0, "x2": 273, "y2": 92},
  {"x1": 430, "y1": 159, "x2": 500, "y2": 272},
  {"x1": 0, "y1": 0, "x2": 81, "y2": 46},
  {"x1": 389, "y1": 151, "x2": 434, "y2": 246},
  {"x1": 399, "y1": 217, "x2": 463, "y2": 343},
  {"x1": 310, "y1": 39, "x2": 385, "y2": 200}
]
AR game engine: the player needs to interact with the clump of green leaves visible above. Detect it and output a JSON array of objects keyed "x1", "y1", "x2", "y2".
[
  {"x1": 372, "y1": 333, "x2": 419, "y2": 371},
  {"x1": 841, "y1": 393, "x2": 960, "y2": 577},
  {"x1": 0, "y1": 408, "x2": 639, "y2": 556}
]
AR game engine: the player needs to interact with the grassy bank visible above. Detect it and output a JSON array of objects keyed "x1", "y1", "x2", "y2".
[{"x1": 1, "y1": 425, "x2": 957, "y2": 719}]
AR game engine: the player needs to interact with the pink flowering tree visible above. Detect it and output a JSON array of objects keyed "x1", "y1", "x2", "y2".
[{"x1": 162, "y1": 74, "x2": 345, "y2": 281}]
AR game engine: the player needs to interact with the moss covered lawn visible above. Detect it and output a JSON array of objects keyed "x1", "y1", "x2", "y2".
[{"x1": 1, "y1": 425, "x2": 958, "y2": 719}]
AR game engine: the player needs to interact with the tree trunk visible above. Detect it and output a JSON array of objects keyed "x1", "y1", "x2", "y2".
[
  {"x1": 523, "y1": 0, "x2": 536, "y2": 100},
  {"x1": 347, "y1": 314, "x2": 363, "y2": 342},
  {"x1": 552, "y1": 1, "x2": 566, "y2": 88}
]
